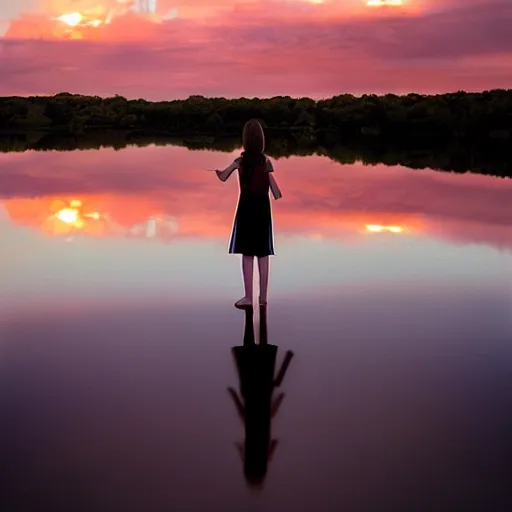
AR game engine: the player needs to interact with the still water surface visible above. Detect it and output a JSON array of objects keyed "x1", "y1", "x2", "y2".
[{"x1": 1, "y1": 146, "x2": 512, "y2": 511}]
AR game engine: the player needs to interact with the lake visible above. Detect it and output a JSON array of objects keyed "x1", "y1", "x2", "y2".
[{"x1": 1, "y1": 145, "x2": 512, "y2": 511}]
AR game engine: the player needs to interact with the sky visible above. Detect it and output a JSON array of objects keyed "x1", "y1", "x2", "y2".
[{"x1": 0, "y1": 0, "x2": 511, "y2": 99}]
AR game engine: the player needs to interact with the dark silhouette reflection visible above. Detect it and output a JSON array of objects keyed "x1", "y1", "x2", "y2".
[{"x1": 228, "y1": 306, "x2": 294, "y2": 486}]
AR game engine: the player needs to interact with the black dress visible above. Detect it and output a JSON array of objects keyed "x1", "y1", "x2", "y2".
[{"x1": 229, "y1": 151, "x2": 275, "y2": 257}]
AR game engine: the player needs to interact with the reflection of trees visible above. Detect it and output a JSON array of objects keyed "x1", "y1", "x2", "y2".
[{"x1": 1, "y1": 129, "x2": 510, "y2": 179}]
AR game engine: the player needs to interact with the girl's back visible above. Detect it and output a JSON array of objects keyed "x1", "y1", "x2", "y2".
[{"x1": 239, "y1": 151, "x2": 270, "y2": 196}]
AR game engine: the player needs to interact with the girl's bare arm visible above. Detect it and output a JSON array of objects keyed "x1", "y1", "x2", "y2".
[
  {"x1": 266, "y1": 157, "x2": 283, "y2": 199},
  {"x1": 215, "y1": 157, "x2": 241, "y2": 182},
  {"x1": 269, "y1": 173, "x2": 283, "y2": 199}
]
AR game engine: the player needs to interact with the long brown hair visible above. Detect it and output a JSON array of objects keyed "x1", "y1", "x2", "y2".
[{"x1": 242, "y1": 119, "x2": 265, "y2": 153}]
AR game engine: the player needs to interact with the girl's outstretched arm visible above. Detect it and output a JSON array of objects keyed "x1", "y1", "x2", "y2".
[{"x1": 214, "y1": 157, "x2": 241, "y2": 182}]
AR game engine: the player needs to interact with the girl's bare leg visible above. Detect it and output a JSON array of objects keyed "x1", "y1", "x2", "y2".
[
  {"x1": 258, "y1": 256, "x2": 269, "y2": 304},
  {"x1": 242, "y1": 255, "x2": 254, "y2": 300}
]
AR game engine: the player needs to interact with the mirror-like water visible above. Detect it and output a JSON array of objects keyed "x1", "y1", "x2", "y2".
[{"x1": 1, "y1": 145, "x2": 511, "y2": 511}]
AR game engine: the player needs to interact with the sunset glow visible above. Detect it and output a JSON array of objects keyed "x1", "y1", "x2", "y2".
[
  {"x1": 366, "y1": 0, "x2": 405, "y2": 7},
  {"x1": 56, "y1": 207, "x2": 80, "y2": 224},
  {"x1": 0, "y1": 0, "x2": 510, "y2": 99},
  {"x1": 45, "y1": 2, "x2": 140, "y2": 39},
  {"x1": 55, "y1": 13, "x2": 84, "y2": 27},
  {"x1": 51, "y1": 199, "x2": 102, "y2": 232},
  {"x1": 3, "y1": 186, "x2": 510, "y2": 252},
  {"x1": 366, "y1": 224, "x2": 406, "y2": 234},
  {"x1": 6, "y1": 197, "x2": 419, "y2": 241},
  {"x1": 3, "y1": 195, "x2": 179, "y2": 240}
]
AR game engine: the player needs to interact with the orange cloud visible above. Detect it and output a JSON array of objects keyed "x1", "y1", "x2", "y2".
[{"x1": 5, "y1": 0, "x2": 159, "y2": 41}]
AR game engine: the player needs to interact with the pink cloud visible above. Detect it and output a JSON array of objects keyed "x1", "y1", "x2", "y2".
[{"x1": 0, "y1": 1, "x2": 511, "y2": 98}]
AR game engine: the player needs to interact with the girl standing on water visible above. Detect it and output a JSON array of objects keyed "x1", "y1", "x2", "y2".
[{"x1": 211, "y1": 120, "x2": 282, "y2": 309}]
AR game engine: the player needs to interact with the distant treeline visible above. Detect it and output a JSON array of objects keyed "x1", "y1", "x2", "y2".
[
  {"x1": 1, "y1": 128, "x2": 510, "y2": 179},
  {"x1": 1, "y1": 90, "x2": 512, "y2": 143}
]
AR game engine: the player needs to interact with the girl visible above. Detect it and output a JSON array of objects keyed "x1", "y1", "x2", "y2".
[{"x1": 211, "y1": 119, "x2": 282, "y2": 308}]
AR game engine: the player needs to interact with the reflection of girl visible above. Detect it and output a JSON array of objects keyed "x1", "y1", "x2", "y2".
[
  {"x1": 229, "y1": 307, "x2": 294, "y2": 487},
  {"x1": 211, "y1": 120, "x2": 282, "y2": 308}
]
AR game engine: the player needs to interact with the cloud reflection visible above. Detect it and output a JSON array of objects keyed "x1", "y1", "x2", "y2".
[{"x1": 1, "y1": 146, "x2": 512, "y2": 251}]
